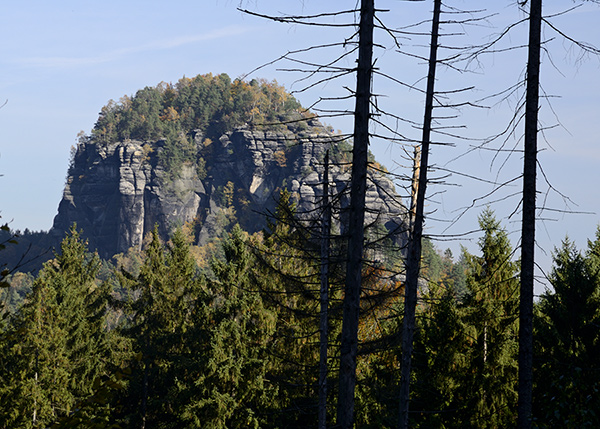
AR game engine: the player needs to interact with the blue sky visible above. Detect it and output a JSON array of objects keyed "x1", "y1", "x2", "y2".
[{"x1": 1, "y1": 0, "x2": 599, "y2": 292}]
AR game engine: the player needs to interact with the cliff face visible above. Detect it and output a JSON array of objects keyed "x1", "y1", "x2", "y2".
[{"x1": 53, "y1": 120, "x2": 409, "y2": 259}]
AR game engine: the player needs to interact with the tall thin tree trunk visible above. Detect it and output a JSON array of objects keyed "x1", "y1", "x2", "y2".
[
  {"x1": 33, "y1": 369, "x2": 38, "y2": 425},
  {"x1": 141, "y1": 350, "x2": 149, "y2": 428},
  {"x1": 518, "y1": 0, "x2": 541, "y2": 427},
  {"x1": 319, "y1": 151, "x2": 331, "y2": 429},
  {"x1": 483, "y1": 323, "x2": 488, "y2": 364},
  {"x1": 399, "y1": 1, "x2": 441, "y2": 427},
  {"x1": 409, "y1": 145, "x2": 422, "y2": 232},
  {"x1": 337, "y1": 0, "x2": 374, "y2": 427}
]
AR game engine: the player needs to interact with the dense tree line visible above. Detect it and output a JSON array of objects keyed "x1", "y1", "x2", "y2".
[
  {"x1": 91, "y1": 73, "x2": 302, "y2": 145},
  {"x1": 83, "y1": 73, "x2": 304, "y2": 179},
  {"x1": 1, "y1": 207, "x2": 598, "y2": 427}
]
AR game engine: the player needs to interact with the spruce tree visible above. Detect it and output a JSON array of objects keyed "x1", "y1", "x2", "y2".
[
  {"x1": 118, "y1": 226, "x2": 202, "y2": 427},
  {"x1": 533, "y1": 234, "x2": 600, "y2": 426},
  {"x1": 178, "y1": 225, "x2": 277, "y2": 428},
  {"x1": 410, "y1": 280, "x2": 471, "y2": 428},
  {"x1": 461, "y1": 209, "x2": 519, "y2": 426},
  {"x1": 410, "y1": 211, "x2": 519, "y2": 427},
  {"x1": 254, "y1": 190, "x2": 335, "y2": 427},
  {"x1": 0, "y1": 226, "x2": 111, "y2": 428},
  {"x1": 120, "y1": 226, "x2": 167, "y2": 426}
]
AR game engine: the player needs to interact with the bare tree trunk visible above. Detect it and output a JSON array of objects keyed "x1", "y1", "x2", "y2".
[
  {"x1": 409, "y1": 145, "x2": 422, "y2": 232},
  {"x1": 319, "y1": 150, "x2": 331, "y2": 429},
  {"x1": 337, "y1": 0, "x2": 374, "y2": 427},
  {"x1": 141, "y1": 344, "x2": 149, "y2": 429},
  {"x1": 33, "y1": 370, "x2": 38, "y2": 425},
  {"x1": 518, "y1": 0, "x2": 541, "y2": 427},
  {"x1": 398, "y1": 1, "x2": 441, "y2": 427}
]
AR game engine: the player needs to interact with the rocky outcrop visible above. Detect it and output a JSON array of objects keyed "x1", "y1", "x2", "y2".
[{"x1": 53, "y1": 121, "x2": 409, "y2": 259}]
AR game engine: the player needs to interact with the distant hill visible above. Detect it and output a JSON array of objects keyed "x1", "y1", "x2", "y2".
[{"x1": 47, "y1": 73, "x2": 409, "y2": 259}]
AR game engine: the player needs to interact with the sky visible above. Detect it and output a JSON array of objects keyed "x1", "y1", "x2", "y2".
[{"x1": 1, "y1": 0, "x2": 599, "y2": 292}]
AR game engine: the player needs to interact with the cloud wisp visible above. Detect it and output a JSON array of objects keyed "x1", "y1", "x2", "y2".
[{"x1": 10, "y1": 25, "x2": 250, "y2": 70}]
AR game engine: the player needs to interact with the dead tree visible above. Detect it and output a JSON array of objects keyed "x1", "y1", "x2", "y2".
[
  {"x1": 437, "y1": 1, "x2": 600, "y2": 425},
  {"x1": 518, "y1": 1, "x2": 541, "y2": 427},
  {"x1": 398, "y1": 0, "x2": 441, "y2": 427},
  {"x1": 318, "y1": 150, "x2": 331, "y2": 429},
  {"x1": 337, "y1": 1, "x2": 375, "y2": 426},
  {"x1": 239, "y1": 2, "x2": 458, "y2": 426}
]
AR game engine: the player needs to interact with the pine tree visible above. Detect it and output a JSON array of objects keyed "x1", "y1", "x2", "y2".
[
  {"x1": 410, "y1": 279, "x2": 471, "y2": 428},
  {"x1": 461, "y1": 208, "x2": 519, "y2": 427},
  {"x1": 0, "y1": 225, "x2": 111, "y2": 428},
  {"x1": 533, "y1": 234, "x2": 600, "y2": 426},
  {"x1": 118, "y1": 226, "x2": 202, "y2": 427},
  {"x1": 178, "y1": 225, "x2": 277, "y2": 428}
]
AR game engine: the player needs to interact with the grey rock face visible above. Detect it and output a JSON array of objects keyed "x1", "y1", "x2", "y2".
[{"x1": 52, "y1": 122, "x2": 409, "y2": 258}]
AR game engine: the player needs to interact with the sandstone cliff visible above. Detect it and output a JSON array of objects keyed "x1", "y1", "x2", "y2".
[{"x1": 52, "y1": 119, "x2": 409, "y2": 259}]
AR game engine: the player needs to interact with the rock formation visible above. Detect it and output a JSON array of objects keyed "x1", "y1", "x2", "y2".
[{"x1": 52, "y1": 118, "x2": 409, "y2": 259}]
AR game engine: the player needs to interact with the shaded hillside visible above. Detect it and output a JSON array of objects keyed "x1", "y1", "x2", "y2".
[{"x1": 51, "y1": 73, "x2": 409, "y2": 258}]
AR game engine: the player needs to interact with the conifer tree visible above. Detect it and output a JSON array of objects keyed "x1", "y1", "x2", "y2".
[
  {"x1": 254, "y1": 190, "x2": 339, "y2": 427},
  {"x1": 0, "y1": 221, "x2": 18, "y2": 425},
  {"x1": 119, "y1": 226, "x2": 167, "y2": 426},
  {"x1": 409, "y1": 211, "x2": 519, "y2": 427},
  {"x1": 118, "y1": 226, "x2": 202, "y2": 427},
  {"x1": 178, "y1": 225, "x2": 277, "y2": 428},
  {"x1": 533, "y1": 234, "x2": 600, "y2": 426},
  {"x1": 410, "y1": 280, "x2": 470, "y2": 428},
  {"x1": 161, "y1": 228, "x2": 207, "y2": 426},
  {"x1": 461, "y1": 209, "x2": 519, "y2": 426},
  {"x1": 0, "y1": 226, "x2": 111, "y2": 428}
]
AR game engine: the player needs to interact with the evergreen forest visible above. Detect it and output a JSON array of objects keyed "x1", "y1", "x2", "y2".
[
  {"x1": 1, "y1": 66, "x2": 599, "y2": 426},
  {"x1": 1, "y1": 202, "x2": 599, "y2": 427},
  {"x1": 3, "y1": 0, "x2": 600, "y2": 426}
]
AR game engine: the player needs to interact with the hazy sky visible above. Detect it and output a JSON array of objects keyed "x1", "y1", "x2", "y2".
[{"x1": 1, "y1": 0, "x2": 599, "y2": 291}]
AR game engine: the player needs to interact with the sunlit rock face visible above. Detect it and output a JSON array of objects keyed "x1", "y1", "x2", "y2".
[{"x1": 53, "y1": 120, "x2": 409, "y2": 259}]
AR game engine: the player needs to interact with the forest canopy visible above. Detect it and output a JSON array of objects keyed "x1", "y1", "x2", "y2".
[{"x1": 89, "y1": 73, "x2": 303, "y2": 145}]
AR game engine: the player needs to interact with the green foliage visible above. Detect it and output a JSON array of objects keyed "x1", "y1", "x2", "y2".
[
  {"x1": 329, "y1": 137, "x2": 354, "y2": 164},
  {"x1": 255, "y1": 191, "x2": 329, "y2": 426},
  {"x1": 92, "y1": 74, "x2": 301, "y2": 142},
  {"x1": 156, "y1": 132, "x2": 196, "y2": 179},
  {"x1": 116, "y1": 226, "x2": 203, "y2": 426},
  {"x1": 0, "y1": 221, "x2": 33, "y2": 311},
  {"x1": 196, "y1": 156, "x2": 207, "y2": 180},
  {"x1": 88, "y1": 73, "x2": 302, "y2": 179},
  {"x1": 0, "y1": 272, "x2": 33, "y2": 314},
  {"x1": 328, "y1": 137, "x2": 388, "y2": 173},
  {"x1": 0, "y1": 221, "x2": 15, "y2": 253},
  {"x1": 114, "y1": 225, "x2": 279, "y2": 428},
  {"x1": 459, "y1": 208, "x2": 519, "y2": 427},
  {"x1": 0, "y1": 226, "x2": 113, "y2": 428},
  {"x1": 533, "y1": 233, "x2": 600, "y2": 426},
  {"x1": 4, "y1": 208, "x2": 600, "y2": 427},
  {"x1": 411, "y1": 209, "x2": 519, "y2": 427},
  {"x1": 411, "y1": 281, "x2": 471, "y2": 428},
  {"x1": 178, "y1": 225, "x2": 277, "y2": 428},
  {"x1": 257, "y1": 190, "x2": 403, "y2": 427},
  {"x1": 420, "y1": 237, "x2": 467, "y2": 295},
  {"x1": 0, "y1": 226, "x2": 56, "y2": 276}
]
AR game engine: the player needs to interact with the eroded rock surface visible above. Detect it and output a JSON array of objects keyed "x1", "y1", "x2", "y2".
[{"x1": 53, "y1": 121, "x2": 409, "y2": 258}]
